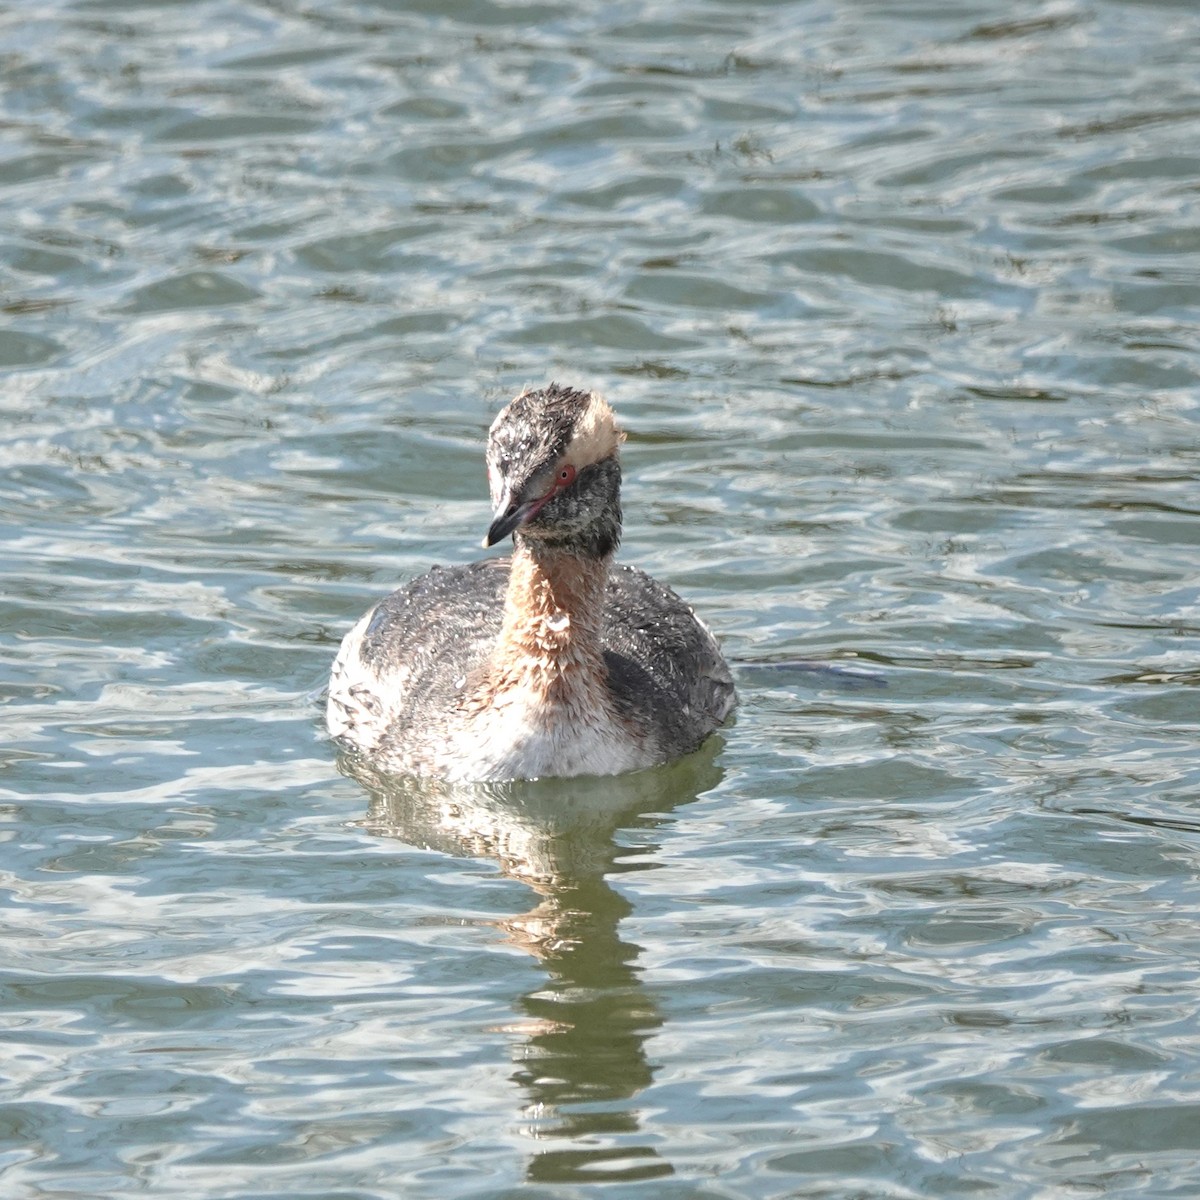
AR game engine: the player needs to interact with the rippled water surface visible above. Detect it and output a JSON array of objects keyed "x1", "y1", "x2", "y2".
[{"x1": 4, "y1": 0, "x2": 1200, "y2": 1196}]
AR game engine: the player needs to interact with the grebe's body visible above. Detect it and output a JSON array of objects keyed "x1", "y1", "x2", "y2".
[{"x1": 327, "y1": 385, "x2": 734, "y2": 782}]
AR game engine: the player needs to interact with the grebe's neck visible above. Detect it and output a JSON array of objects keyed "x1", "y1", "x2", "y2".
[{"x1": 493, "y1": 537, "x2": 611, "y2": 677}]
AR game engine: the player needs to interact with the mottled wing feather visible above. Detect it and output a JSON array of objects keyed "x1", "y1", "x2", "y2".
[
  {"x1": 601, "y1": 564, "x2": 736, "y2": 755},
  {"x1": 327, "y1": 559, "x2": 508, "y2": 751}
]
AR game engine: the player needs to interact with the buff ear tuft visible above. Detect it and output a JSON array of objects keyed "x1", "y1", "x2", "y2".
[{"x1": 565, "y1": 391, "x2": 622, "y2": 467}]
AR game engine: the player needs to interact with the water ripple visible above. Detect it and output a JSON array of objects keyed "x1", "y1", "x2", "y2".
[{"x1": 3, "y1": 0, "x2": 1200, "y2": 1196}]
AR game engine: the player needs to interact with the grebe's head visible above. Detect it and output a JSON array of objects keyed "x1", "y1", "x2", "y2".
[{"x1": 483, "y1": 383, "x2": 625, "y2": 557}]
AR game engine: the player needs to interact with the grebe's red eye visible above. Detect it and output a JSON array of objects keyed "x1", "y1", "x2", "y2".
[{"x1": 557, "y1": 464, "x2": 576, "y2": 487}]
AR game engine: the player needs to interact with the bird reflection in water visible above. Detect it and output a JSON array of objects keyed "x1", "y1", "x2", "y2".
[{"x1": 341, "y1": 745, "x2": 724, "y2": 1186}]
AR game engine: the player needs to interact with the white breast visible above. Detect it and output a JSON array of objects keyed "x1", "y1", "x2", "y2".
[{"x1": 440, "y1": 690, "x2": 655, "y2": 782}]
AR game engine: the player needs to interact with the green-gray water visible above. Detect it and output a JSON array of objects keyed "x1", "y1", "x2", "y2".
[{"x1": 3, "y1": 1, "x2": 1200, "y2": 1196}]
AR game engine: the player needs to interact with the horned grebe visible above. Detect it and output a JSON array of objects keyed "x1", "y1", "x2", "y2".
[{"x1": 326, "y1": 384, "x2": 735, "y2": 782}]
